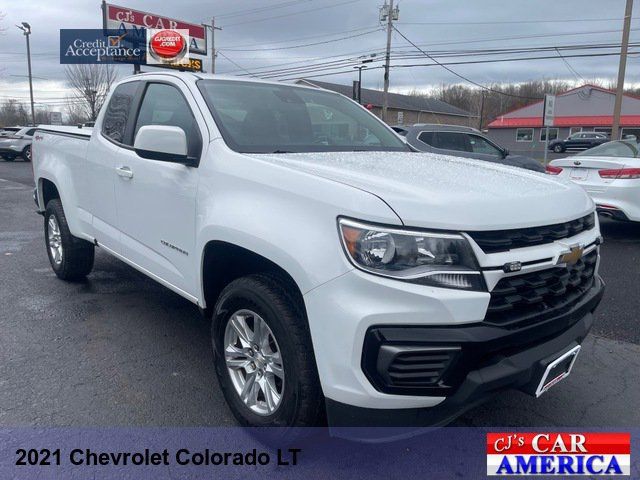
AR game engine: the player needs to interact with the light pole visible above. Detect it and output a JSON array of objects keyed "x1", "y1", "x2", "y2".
[
  {"x1": 17, "y1": 22, "x2": 36, "y2": 127},
  {"x1": 353, "y1": 66, "x2": 367, "y2": 104},
  {"x1": 353, "y1": 58, "x2": 374, "y2": 104}
]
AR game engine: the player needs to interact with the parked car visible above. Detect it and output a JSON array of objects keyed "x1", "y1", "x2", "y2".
[
  {"x1": 0, "y1": 126, "x2": 22, "y2": 137},
  {"x1": 0, "y1": 126, "x2": 36, "y2": 161},
  {"x1": 402, "y1": 124, "x2": 544, "y2": 172},
  {"x1": 390, "y1": 125, "x2": 408, "y2": 136},
  {"x1": 548, "y1": 132, "x2": 608, "y2": 153},
  {"x1": 547, "y1": 140, "x2": 640, "y2": 222},
  {"x1": 32, "y1": 72, "x2": 603, "y2": 433}
]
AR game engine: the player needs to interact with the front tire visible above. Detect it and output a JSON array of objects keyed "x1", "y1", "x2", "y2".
[
  {"x1": 44, "y1": 199, "x2": 94, "y2": 280},
  {"x1": 212, "y1": 274, "x2": 324, "y2": 430},
  {"x1": 4, "y1": 155, "x2": 15, "y2": 162},
  {"x1": 553, "y1": 144, "x2": 564, "y2": 153}
]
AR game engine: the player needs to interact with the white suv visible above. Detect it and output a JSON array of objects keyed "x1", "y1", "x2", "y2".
[
  {"x1": 0, "y1": 126, "x2": 36, "y2": 161},
  {"x1": 32, "y1": 73, "x2": 604, "y2": 432}
]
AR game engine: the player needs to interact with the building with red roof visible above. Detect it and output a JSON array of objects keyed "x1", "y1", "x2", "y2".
[{"x1": 487, "y1": 84, "x2": 640, "y2": 157}]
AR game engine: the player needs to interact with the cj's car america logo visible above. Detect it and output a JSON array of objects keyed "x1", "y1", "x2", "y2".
[{"x1": 487, "y1": 433, "x2": 630, "y2": 476}]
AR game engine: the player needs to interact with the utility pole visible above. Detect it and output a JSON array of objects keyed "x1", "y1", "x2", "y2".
[
  {"x1": 478, "y1": 90, "x2": 486, "y2": 130},
  {"x1": 17, "y1": 22, "x2": 35, "y2": 127},
  {"x1": 380, "y1": 0, "x2": 398, "y2": 123},
  {"x1": 612, "y1": 0, "x2": 633, "y2": 140},
  {"x1": 208, "y1": 17, "x2": 222, "y2": 74}
]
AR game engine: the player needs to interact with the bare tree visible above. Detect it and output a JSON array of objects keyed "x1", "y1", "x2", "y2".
[
  {"x1": 0, "y1": 99, "x2": 29, "y2": 126},
  {"x1": 64, "y1": 64, "x2": 117, "y2": 121},
  {"x1": 64, "y1": 96, "x2": 91, "y2": 125}
]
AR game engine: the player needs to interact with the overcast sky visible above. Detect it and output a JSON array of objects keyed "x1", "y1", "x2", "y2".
[{"x1": 1, "y1": 0, "x2": 638, "y2": 111}]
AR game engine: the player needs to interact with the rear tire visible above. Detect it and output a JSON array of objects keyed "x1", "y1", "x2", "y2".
[
  {"x1": 44, "y1": 199, "x2": 94, "y2": 280},
  {"x1": 211, "y1": 274, "x2": 324, "y2": 432},
  {"x1": 22, "y1": 145, "x2": 31, "y2": 162},
  {"x1": 553, "y1": 144, "x2": 564, "y2": 153},
  {"x1": 4, "y1": 155, "x2": 15, "y2": 161}
]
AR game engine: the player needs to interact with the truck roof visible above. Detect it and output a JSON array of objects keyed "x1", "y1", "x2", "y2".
[{"x1": 115, "y1": 71, "x2": 335, "y2": 93}]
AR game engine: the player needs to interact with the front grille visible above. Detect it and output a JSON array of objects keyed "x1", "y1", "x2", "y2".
[
  {"x1": 385, "y1": 348, "x2": 457, "y2": 387},
  {"x1": 485, "y1": 249, "x2": 598, "y2": 328},
  {"x1": 468, "y1": 213, "x2": 596, "y2": 253}
]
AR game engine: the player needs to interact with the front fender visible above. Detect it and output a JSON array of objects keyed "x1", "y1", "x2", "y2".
[{"x1": 194, "y1": 146, "x2": 403, "y2": 306}]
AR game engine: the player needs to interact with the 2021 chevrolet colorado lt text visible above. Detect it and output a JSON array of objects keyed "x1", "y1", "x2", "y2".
[{"x1": 32, "y1": 72, "x2": 604, "y2": 431}]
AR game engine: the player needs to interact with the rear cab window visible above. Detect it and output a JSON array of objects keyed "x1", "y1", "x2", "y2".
[{"x1": 102, "y1": 81, "x2": 139, "y2": 145}]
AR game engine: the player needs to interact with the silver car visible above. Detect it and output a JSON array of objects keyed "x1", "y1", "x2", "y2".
[
  {"x1": 0, "y1": 126, "x2": 36, "y2": 162},
  {"x1": 400, "y1": 124, "x2": 545, "y2": 172}
]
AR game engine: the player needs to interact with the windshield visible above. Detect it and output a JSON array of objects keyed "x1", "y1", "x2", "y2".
[
  {"x1": 577, "y1": 141, "x2": 638, "y2": 158},
  {"x1": 197, "y1": 80, "x2": 408, "y2": 154}
]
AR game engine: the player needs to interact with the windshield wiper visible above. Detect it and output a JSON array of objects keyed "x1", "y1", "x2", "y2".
[{"x1": 271, "y1": 150, "x2": 295, "y2": 153}]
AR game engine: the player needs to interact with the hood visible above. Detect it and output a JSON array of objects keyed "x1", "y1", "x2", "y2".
[
  {"x1": 504, "y1": 154, "x2": 545, "y2": 172},
  {"x1": 248, "y1": 151, "x2": 594, "y2": 231}
]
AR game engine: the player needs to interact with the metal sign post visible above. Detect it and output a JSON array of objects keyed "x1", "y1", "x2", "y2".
[{"x1": 543, "y1": 94, "x2": 556, "y2": 166}]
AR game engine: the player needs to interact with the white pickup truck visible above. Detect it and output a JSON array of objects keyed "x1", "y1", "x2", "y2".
[{"x1": 32, "y1": 72, "x2": 604, "y2": 431}]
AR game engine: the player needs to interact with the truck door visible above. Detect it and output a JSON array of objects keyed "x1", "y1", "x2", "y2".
[
  {"x1": 86, "y1": 80, "x2": 141, "y2": 251},
  {"x1": 113, "y1": 81, "x2": 204, "y2": 300}
]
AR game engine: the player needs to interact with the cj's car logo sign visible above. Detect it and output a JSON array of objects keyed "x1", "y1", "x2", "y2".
[{"x1": 487, "y1": 432, "x2": 630, "y2": 476}]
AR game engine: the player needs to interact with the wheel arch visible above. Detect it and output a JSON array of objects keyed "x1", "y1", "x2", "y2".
[
  {"x1": 38, "y1": 177, "x2": 61, "y2": 210},
  {"x1": 200, "y1": 240, "x2": 306, "y2": 319}
]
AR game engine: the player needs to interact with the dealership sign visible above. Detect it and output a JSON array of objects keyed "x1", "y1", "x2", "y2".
[
  {"x1": 146, "y1": 29, "x2": 189, "y2": 65},
  {"x1": 60, "y1": 29, "x2": 145, "y2": 64},
  {"x1": 487, "y1": 432, "x2": 630, "y2": 476},
  {"x1": 102, "y1": 2, "x2": 207, "y2": 55}
]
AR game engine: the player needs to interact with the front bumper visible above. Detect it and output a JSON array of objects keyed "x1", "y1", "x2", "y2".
[
  {"x1": 325, "y1": 276, "x2": 603, "y2": 428},
  {"x1": 0, "y1": 145, "x2": 21, "y2": 155}
]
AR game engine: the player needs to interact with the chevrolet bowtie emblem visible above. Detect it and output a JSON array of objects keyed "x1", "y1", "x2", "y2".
[{"x1": 558, "y1": 245, "x2": 584, "y2": 266}]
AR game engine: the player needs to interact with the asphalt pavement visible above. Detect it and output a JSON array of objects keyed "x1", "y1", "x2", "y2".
[{"x1": 1, "y1": 160, "x2": 639, "y2": 428}]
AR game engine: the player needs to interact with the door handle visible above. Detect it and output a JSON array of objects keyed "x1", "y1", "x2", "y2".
[{"x1": 116, "y1": 166, "x2": 134, "y2": 179}]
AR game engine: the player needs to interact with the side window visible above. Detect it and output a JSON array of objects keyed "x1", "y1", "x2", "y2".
[
  {"x1": 419, "y1": 131, "x2": 471, "y2": 152},
  {"x1": 468, "y1": 134, "x2": 501, "y2": 155},
  {"x1": 418, "y1": 131, "x2": 435, "y2": 146},
  {"x1": 134, "y1": 83, "x2": 201, "y2": 158},
  {"x1": 433, "y1": 132, "x2": 472, "y2": 152},
  {"x1": 25, "y1": 128, "x2": 36, "y2": 136},
  {"x1": 102, "y1": 81, "x2": 138, "y2": 144}
]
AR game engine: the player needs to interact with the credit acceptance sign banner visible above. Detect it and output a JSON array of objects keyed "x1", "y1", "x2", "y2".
[{"x1": 102, "y1": 2, "x2": 207, "y2": 55}]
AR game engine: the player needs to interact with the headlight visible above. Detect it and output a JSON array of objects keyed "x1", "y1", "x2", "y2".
[{"x1": 338, "y1": 218, "x2": 484, "y2": 291}]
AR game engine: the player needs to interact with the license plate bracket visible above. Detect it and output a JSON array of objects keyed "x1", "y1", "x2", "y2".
[
  {"x1": 535, "y1": 345, "x2": 581, "y2": 397},
  {"x1": 570, "y1": 168, "x2": 588, "y2": 181}
]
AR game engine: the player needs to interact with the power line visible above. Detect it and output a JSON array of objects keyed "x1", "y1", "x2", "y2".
[
  {"x1": 392, "y1": 26, "x2": 543, "y2": 99},
  {"x1": 555, "y1": 47, "x2": 585, "y2": 82},
  {"x1": 397, "y1": 17, "x2": 639, "y2": 26},
  {"x1": 216, "y1": 51, "x2": 253, "y2": 76},
  {"x1": 221, "y1": 25, "x2": 382, "y2": 51},
  {"x1": 221, "y1": 0, "x2": 364, "y2": 28},
  {"x1": 215, "y1": 0, "x2": 311, "y2": 19},
  {"x1": 222, "y1": 27, "x2": 383, "y2": 52},
  {"x1": 226, "y1": 41, "x2": 638, "y2": 80}
]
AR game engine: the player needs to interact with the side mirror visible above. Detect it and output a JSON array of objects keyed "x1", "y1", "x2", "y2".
[
  {"x1": 502, "y1": 148, "x2": 509, "y2": 158},
  {"x1": 134, "y1": 125, "x2": 191, "y2": 164}
]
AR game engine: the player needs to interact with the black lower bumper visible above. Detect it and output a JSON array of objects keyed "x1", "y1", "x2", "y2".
[
  {"x1": 327, "y1": 276, "x2": 604, "y2": 431},
  {"x1": 597, "y1": 207, "x2": 630, "y2": 222}
]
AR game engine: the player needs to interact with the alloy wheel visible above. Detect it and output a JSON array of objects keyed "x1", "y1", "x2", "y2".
[
  {"x1": 47, "y1": 215, "x2": 63, "y2": 265},
  {"x1": 224, "y1": 309, "x2": 285, "y2": 416}
]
